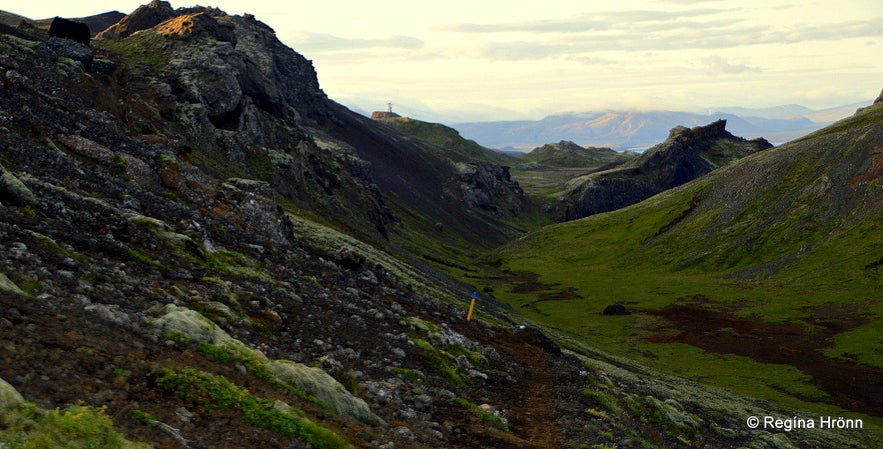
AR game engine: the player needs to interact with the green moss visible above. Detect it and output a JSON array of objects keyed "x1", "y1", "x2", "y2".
[
  {"x1": 155, "y1": 367, "x2": 347, "y2": 449},
  {"x1": 24, "y1": 231, "x2": 87, "y2": 262},
  {"x1": 97, "y1": 32, "x2": 171, "y2": 75},
  {"x1": 0, "y1": 404, "x2": 151, "y2": 449},
  {"x1": 449, "y1": 397, "x2": 510, "y2": 433},
  {"x1": 413, "y1": 338, "x2": 471, "y2": 388},
  {"x1": 121, "y1": 245, "x2": 164, "y2": 268},
  {"x1": 194, "y1": 342, "x2": 329, "y2": 411},
  {"x1": 391, "y1": 367, "x2": 426, "y2": 383}
]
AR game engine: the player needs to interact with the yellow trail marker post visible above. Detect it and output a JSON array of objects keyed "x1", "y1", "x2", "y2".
[{"x1": 466, "y1": 291, "x2": 478, "y2": 321}]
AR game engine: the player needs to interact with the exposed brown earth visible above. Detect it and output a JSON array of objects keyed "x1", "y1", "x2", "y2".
[{"x1": 645, "y1": 301, "x2": 883, "y2": 417}]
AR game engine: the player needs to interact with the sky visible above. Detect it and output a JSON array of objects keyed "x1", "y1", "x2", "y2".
[{"x1": 10, "y1": 1, "x2": 883, "y2": 122}]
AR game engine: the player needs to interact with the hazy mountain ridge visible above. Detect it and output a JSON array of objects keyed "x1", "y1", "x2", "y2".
[{"x1": 452, "y1": 106, "x2": 858, "y2": 150}]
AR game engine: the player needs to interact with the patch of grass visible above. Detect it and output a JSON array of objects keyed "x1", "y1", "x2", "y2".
[
  {"x1": 391, "y1": 367, "x2": 426, "y2": 383},
  {"x1": 0, "y1": 404, "x2": 150, "y2": 449},
  {"x1": 155, "y1": 367, "x2": 347, "y2": 449},
  {"x1": 583, "y1": 389, "x2": 622, "y2": 415},
  {"x1": 413, "y1": 338, "x2": 471, "y2": 388},
  {"x1": 121, "y1": 245, "x2": 164, "y2": 268},
  {"x1": 449, "y1": 397, "x2": 510, "y2": 433},
  {"x1": 96, "y1": 31, "x2": 170, "y2": 75},
  {"x1": 194, "y1": 342, "x2": 329, "y2": 411}
]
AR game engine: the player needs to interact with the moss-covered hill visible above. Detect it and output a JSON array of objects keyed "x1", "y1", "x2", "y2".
[{"x1": 519, "y1": 140, "x2": 634, "y2": 169}]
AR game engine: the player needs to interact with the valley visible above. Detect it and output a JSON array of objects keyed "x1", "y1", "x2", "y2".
[{"x1": 0, "y1": 2, "x2": 881, "y2": 449}]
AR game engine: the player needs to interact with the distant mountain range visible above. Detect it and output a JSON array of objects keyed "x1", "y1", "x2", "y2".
[{"x1": 453, "y1": 103, "x2": 869, "y2": 151}]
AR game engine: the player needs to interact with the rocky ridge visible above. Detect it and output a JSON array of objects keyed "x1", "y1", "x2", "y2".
[{"x1": 557, "y1": 119, "x2": 772, "y2": 221}]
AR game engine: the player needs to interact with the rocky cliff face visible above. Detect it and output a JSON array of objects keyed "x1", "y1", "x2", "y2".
[{"x1": 557, "y1": 120, "x2": 772, "y2": 221}]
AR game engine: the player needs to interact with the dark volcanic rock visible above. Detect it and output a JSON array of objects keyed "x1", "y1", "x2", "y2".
[
  {"x1": 48, "y1": 17, "x2": 90, "y2": 45},
  {"x1": 603, "y1": 304, "x2": 631, "y2": 316}
]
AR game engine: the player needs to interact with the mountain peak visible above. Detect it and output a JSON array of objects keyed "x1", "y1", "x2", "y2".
[
  {"x1": 95, "y1": 0, "x2": 175, "y2": 39},
  {"x1": 668, "y1": 118, "x2": 729, "y2": 140}
]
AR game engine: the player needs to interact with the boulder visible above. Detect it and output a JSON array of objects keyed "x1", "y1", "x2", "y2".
[
  {"x1": 152, "y1": 305, "x2": 264, "y2": 361},
  {"x1": 48, "y1": 17, "x2": 90, "y2": 46},
  {"x1": 264, "y1": 360, "x2": 377, "y2": 424},
  {"x1": 214, "y1": 178, "x2": 290, "y2": 247},
  {"x1": 0, "y1": 164, "x2": 37, "y2": 207},
  {"x1": 0, "y1": 273, "x2": 24, "y2": 296},
  {"x1": 603, "y1": 304, "x2": 631, "y2": 316},
  {"x1": 46, "y1": 36, "x2": 93, "y2": 72},
  {"x1": 0, "y1": 377, "x2": 25, "y2": 426},
  {"x1": 335, "y1": 245, "x2": 365, "y2": 270}
]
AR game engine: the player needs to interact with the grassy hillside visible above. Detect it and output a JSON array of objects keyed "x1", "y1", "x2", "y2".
[
  {"x1": 475, "y1": 101, "x2": 883, "y2": 422},
  {"x1": 373, "y1": 116, "x2": 514, "y2": 165}
]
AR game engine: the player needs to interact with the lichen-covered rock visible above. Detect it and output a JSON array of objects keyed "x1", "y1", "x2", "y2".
[
  {"x1": 151, "y1": 305, "x2": 264, "y2": 361},
  {"x1": 56, "y1": 134, "x2": 118, "y2": 166},
  {"x1": 0, "y1": 376, "x2": 25, "y2": 425},
  {"x1": 214, "y1": 178, "x2": 290, "y2": 247},
  {"x1": 45, "y1": 37, "x2": 93, "y2": 72},
  {"x1": 264, "y1": 359, "x2": 378, "y2": 424},
  {"x1": 0, "y1": 163, "x2": 36, "y2": 207},
  {"x1": 0, "y1": 272, "x2": 25, "y2": 296}
]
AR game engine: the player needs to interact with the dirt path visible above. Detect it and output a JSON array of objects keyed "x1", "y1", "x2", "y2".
[
  {"x1": 503, "y1": 330, "x2": 566, "y2": 449},
  {"x1": 458, "y1": 324, "x2": 571, "y2": 449}
]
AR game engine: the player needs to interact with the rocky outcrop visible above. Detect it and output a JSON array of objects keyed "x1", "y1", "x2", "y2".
[
  {"x1": 95, "y1": 0, "x2": 176, "y2": 39},
  {"x1": 557, "y1": 120, "x2": 772, "y2": 221},
  {"x1": 48, "y1": 17, "x2": 90, "y2": 45},
  {"x1": 453, "y1": 161, "x2": 526, "y2": 216}
]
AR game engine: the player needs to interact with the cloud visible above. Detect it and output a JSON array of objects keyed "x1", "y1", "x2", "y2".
[
  {"x1": 440, "y1": 8, "x2": 883, "y2": 62},
  {"x1": 700, "y1": 55, "x2": 759, "y2": 74},
  {"x1": 445, "y1": 9, "x2": 734, "y2": 34},
  {"x1": 290, "y1": 31, "x2": 424, "y2": 53}
]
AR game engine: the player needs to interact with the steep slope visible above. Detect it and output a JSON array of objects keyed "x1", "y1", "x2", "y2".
[
  {"x1": 89, "y1": 3, "x2": 532, "y2": 260},
  {"x1": 557, "y1": 119, "x2": 772, "y2": 220},
  {"x1": 371, "y1": 114, "x2": 514, "y2": 166},
  {"x1": 0, "y1": 7, "x2": 559, "y2": 449},
  {"x1": 479, "y1": 95, "x2": 883, "y2": 429}
]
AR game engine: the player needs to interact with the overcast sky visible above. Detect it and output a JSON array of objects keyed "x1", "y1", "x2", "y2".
[{"x1": 12, "y1": 1, "x2": 883, "y2": 121}]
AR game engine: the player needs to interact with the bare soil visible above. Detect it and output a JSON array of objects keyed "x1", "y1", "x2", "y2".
[{"x1": 645, "y1": 302, "x2": 883, "y2": 417}]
